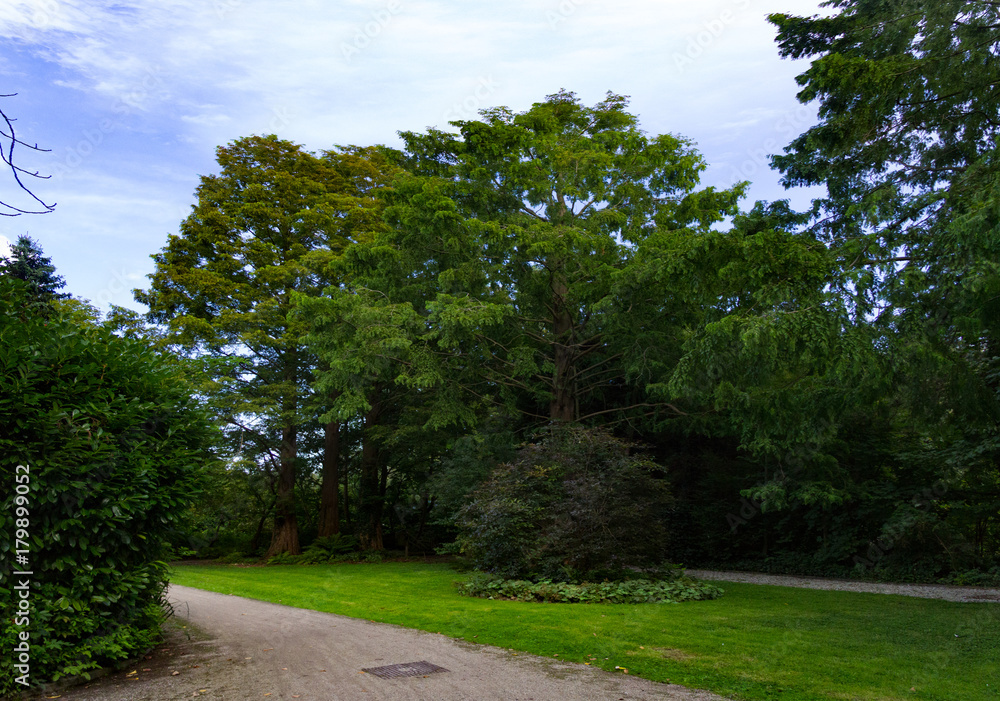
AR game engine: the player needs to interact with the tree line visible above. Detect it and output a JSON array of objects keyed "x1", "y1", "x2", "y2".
[{"x1": 12, "y1": 0, "x2": 1000, "y2": 583}]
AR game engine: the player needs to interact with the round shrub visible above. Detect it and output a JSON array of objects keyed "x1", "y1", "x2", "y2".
[
  {"x1": 0, "y1": 279, "x2": 217, "y2": 694},
  {"x1": 455, "y1": 426, "x2": 672, "y2": 582}
]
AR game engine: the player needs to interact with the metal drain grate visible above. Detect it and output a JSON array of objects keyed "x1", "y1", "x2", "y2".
[{"x1": 361, "y1": 661, "x2": 450, "y2": 679}]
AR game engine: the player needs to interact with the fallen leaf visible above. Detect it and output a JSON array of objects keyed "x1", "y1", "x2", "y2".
[
  {"x1": 171, "y1": 671, "x2": 180, "y2": 676},
  {"x1": 143, "y1": 668, "x2": 152, "y2": 671},
  {"x1": 127, "y1": 670, "x2": 137, "y2": 676}
]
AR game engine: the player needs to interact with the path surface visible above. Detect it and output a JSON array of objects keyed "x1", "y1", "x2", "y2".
[
  {"x1": 685, "y1": 569, "x2": 1000, "y2": 602},
  {"x1": 37, "y1": 585, "x2": 729, "y2": 701}
]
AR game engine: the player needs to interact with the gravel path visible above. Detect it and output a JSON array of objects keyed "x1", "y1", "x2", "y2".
[
  {"x1": 686, "y1": 569, "x2": 1000, "y2": 602},
  {"x1": 35, "y1": 585, "x2": 730, "y2": 701}
]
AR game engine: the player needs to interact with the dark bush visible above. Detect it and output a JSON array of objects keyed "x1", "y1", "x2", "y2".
[
  {"x1": 0, "y1": 278, "x2": 217, "y2": 695},
  {"x1": 455, "y1": 426, "x2": 672, "y2": 582}
]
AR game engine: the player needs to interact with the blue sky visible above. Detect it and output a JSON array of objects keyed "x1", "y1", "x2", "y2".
[{"x1": 1, "y1": 0, "x2": 826, "y2": 312}]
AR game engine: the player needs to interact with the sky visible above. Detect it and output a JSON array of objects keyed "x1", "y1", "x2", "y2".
[{"x1": 0, "y1": 0, "x2": 827, "y2": 312}]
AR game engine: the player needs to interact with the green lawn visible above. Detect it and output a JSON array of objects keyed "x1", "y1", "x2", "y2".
[{"x1": 169, "y1": 562, "x2": 999, "y2": 701}]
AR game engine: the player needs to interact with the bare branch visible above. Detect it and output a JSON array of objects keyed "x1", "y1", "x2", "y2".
[{"x1": 0, "y1": 94, "x2": 55, "y2": 216}]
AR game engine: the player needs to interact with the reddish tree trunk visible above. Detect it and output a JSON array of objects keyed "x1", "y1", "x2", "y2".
[{"x1": 267, "y1": 423, "x2": 300, "y2": 556}]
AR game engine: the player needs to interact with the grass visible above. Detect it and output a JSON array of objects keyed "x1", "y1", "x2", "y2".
[{"x1": 169, "y1": 561, "x2": 1000, "y2": 701}]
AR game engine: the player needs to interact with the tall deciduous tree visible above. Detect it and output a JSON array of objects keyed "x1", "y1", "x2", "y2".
[
  {"x1": 137, "y1": 135, "x2": 385, "y2": 555},
  {"x1": 326, "y1": 90, "x2": 746, "y2": 428}
]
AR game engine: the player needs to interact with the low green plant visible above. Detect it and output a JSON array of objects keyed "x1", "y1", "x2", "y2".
[
  {"x1": 215, "y1": 552, "x2": 256, "y2": 565},
  {"x1": 456, "y1": 573, "x2": 723, "y2": 603},
  {"x1": 299, "y1": 534, "x2": 358, "y2": 563},
  {"x1": 266, "y1": 539, "x2": 399, "y2": 566}
]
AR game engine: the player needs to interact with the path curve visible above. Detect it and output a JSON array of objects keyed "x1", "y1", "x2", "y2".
[
  {"x1": 685, "y1": 569, "x2": 1000, "y2": 602},
  {"x1": 38, "y1": 585, "x2": 729, "y2": 701}
]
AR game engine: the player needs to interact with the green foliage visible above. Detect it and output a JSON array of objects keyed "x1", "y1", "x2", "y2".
[
  {"x1": 300, "y1": 90, "x2": 747, "y2": 433},
  {"x1": 137, "y1": 135, "x2": 398, "y2": 556},
  {"x1": 456, "y1": 572, "x2": 723, "y2": 604},
  {"x1": 456, "y1": 426, "x2": 671, "y2": 581},
  {"x1": 295, "y1": 534, "x2": 359, "y2": 563},
  {"x1": 425, "y1": 428, "x2": 518, "y2": 527},
  {"x1": 0, "y1": 235, "x2": 68, "y2": 310},
  {"x1": 265, "y1": 534, "x2": 362, "y2": 564},
  {"x1": 0, "y1": 277, "x2": 217, "y2": 694}
]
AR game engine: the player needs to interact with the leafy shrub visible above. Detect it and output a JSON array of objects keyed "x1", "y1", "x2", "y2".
[
  {"x1": 938, "y1": 567, "x2": 1000, "y2": 587},
  {"x1": 215, "y1": 552, "x2": 257, "y2": 565},
  {"x1": 0, "y1": 278, "x2": 217, "y2": 695},
  {"x1": 266, "y1": 551, "x2": 299, "y2": 565},
  {"x1": 455, "y1": 426, "x2": 672, "y2": 582},
  {"x1": 300, "y1": 534, "x2": 358, "y2": 561},
  {"x1": 457, "y1": 573, "x2": 723, "y2": 604}
]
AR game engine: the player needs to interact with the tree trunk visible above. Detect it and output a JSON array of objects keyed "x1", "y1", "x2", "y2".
[
  {"x1": 267, "y1": 422, "x2": 300, "y2": 556},
  {"x1": 358, "y1": 396, "x2": 384, "y2": 551},
  {"x1": 267, "y1": 351, "x2": 300, "y2": 557},
  {"x1": 550, "y1": 271, "x2": 576, "y2": 423},
  {"x1": 317, "y1": 418, "x2": 340, "y2": 538}
]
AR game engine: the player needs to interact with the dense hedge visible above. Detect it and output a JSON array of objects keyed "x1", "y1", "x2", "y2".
[{"x1": 0, "y1": 279, "x2": 217, "y2": 696}]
